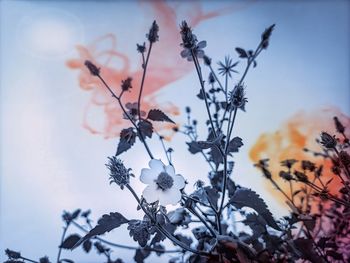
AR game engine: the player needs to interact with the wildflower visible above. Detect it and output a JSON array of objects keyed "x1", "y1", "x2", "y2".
[
  {"x1": 320, "y1": 132, "x2": 337, "y2": 149},
  {"x1": 180, "y1": 40, "x2": 206, "y2": 62},
  {"x1": 106, "y1": 156, "x2": 131, "y2": 189},
  {"x1": 140, "y1": 159, "x2": 185, "y2": 206},
  {"x1": 179, "y1": 21, "x2": 206, "y2": 61},
  {"x1": 281, "y1": 159, "x2": 298, "y2": 169},
  {"x1": 136, "y1": 42, "x2": 146, "y2": 53},
  {"x1": 332, "y1": 159, "x2": 341, "y2": 175},
  {"x1": 294, "y1": 171, "x2": 308, "y2": 182},
  {"x1": 84, "y1": 60, "x2": 100, "y2": 76},
  {"x1": 121, "y1": 77, "x2": 132, "y2": 92},
  {"x1": 218, "y1": 56, "x2": 238, "y2": 77},
  {"x1": 147, "y1": 20, "x2": 159, "y2": 43},
  {"x1": 180, "y1": 21, "x2": 197, "y2": 49},
  {"x1": 123, "y1": 102, "x2": 146, "y2": 120},
  {"x1": 230, "y1": 85, "x2": 247, "y2": 111},
  {"x1": 254, "y1": 159, "x2": 272, "y2": 179},
  {"x1": 301, "y1": 160, "x2": 316, "y2": 172},
  {"x1": 279, "y1": 171, "x2": 293, "y2": 181}
]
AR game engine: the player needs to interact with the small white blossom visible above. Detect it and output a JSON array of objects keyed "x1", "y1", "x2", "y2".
[{"x1": 140, "y1": 159, "x2": 185, "y2": 206}]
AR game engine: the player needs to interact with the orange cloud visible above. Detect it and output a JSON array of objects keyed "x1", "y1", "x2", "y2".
[{"x1": 250, "y1": 107, "x2": 350, "y2": 199}]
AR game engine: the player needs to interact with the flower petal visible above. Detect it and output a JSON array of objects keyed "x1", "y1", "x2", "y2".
[
  {"x1": 142, "y1": 183, "x2": 159, "y2": 203},
  {"x1": 140, "y1": 168, "x2": 157, "y2": 184},
  {"x1": 180, "y1": 49, "x2": 190, "y2": 58},
  {"x1": 165, "y1": 165, "x2": 175, "y2": 176},
  {"x1": 173, "y1": 174, "x2": 185, "y2": 189},
  {"x1": 149, "y1": 159, "x2": 164, "y2": 174},
  {"x1": 197, "y1": 41, "x2": 207, "y2": 49},
  {"x1": 158, "y1": 188, "x2": 182, "y2": 206}
]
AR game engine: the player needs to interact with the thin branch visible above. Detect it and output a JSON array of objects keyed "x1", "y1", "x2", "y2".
[
  {"x1": 191, "y1": 50, "x2": 217, "y2": 137},
  {"x1": 71, "y1": 221, "x2": 181, "y2": 253}
]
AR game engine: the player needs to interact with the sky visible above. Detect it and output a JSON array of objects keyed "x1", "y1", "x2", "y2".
[{"x1": 0, "y1": 0, "x2": 349, "y2": 262}]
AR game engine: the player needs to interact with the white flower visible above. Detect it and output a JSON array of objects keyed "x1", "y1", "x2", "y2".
[{"x1": 140, "y1": 159, "x2": 185, "y2": 206}]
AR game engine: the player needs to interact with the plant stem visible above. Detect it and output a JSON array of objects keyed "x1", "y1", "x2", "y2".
[
  {"x1": 96, "y1": 75, "x2": 154, "y2": 159},
  {"x1": 155, "y1": 130, "x2": 171, "y2": 165},
  {"x1": 191, "y1": 50, "x2": 217, "y2": 137},
  {"x1": 217, "y1": 107, "x2": 238, "y2": 233},
  {"x1": 125, "y1": 184, "x2": 210, "y2": 256},
  {"x1": 208, "y1": 64, "x2": 225, "y2": 94},
  {"x1": 71, "y1": 220, "x2": 181, "y2": 253},
  {"x1": 183, "y1": 197, "x2": 217, "y2": 237},
  {"x1": 57, "y1": 224, "x2": 69, "y2": 263},
  {"x1": 138, "y1": 42, "x2": 153, "y2": 120},
  {"x1": 220, "y1": 43, "x2": 262, "y2": 130}
]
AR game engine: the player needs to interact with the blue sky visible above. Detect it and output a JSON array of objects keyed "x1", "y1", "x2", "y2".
[{"x1": 1, "y1": 0, "x2": 349, "y2": 262}]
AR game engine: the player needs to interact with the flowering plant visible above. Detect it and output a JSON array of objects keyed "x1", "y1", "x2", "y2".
[{"x1": 4, "y1": 19, "x2": 350, "y2": 263}]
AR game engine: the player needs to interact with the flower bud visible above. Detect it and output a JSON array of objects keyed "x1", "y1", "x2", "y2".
[
  {"x1": 320, "y1": 132, "x2": 337, "y2": 149},
  {"x1": 147, "y1": 20, "x2": 159, "y2": 43},
  {"x1": 106, "y1": 157, "x2": 131, "y2": 189},
  {"x1": 84, "y1": 60, "x2": 100, "y2": 76}
]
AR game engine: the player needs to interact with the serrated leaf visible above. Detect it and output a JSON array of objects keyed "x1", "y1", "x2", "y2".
[
  {"x1": 227, "y1": 137, "x2": 243, "y2": 153},
  {"x1": 82, "y1": 240, "x2": 92, "y2": 253},
  {"x1": 229, "y1": 188, "x2": 281, "y2": 230},
  {"x1": 127, "y1": 220, "x2": 150, "y2": 247},
  {"x1": 235, "y1": 47, "x2": 248, "y2": 58},
  {"x1": 196, "y1": 140, "x2": 213, "y2": 149},
  {"x1": 147, "y1": 109, "x2": 175, "y2": 123},
  {"x1": 73, "y1": 212, "x2": 128, "y2": 249},
  {"x1": 186, "y1": 141, "x2": 202, "y2": 154},
  {"x1": 60, "y1": 234, "x2": 81, "y2": 249},
  {"x1": 116, "y1": 128, "x2": 136, "y2": 156},
  {"x1": 138, "y1": 120, "x2": 153, "y2": 138},
  {"x1": 210, "y1": 146, "x2": 223, "y2": 168}
]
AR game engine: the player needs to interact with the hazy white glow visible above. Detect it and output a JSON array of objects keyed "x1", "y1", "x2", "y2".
[{"x1": 16, "y1": 9, "x2": 84, "y2": 59}]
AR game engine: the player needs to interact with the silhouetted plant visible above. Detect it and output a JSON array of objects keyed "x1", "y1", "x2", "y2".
[{"x1": 6, "y1": 18, "x2": 348, "y2": 263}]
